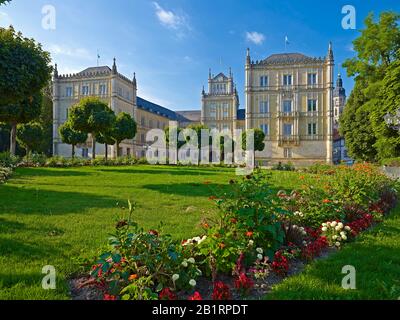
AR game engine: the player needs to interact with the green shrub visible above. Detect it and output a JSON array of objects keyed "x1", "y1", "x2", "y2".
[
  {"x1": 381, "y1": 157, "x2": 400, "y2": 167},
  {"x1": 0, "y1": 151, "x2": 19, "y2": 167},
  {"x1": 0, "y1": 166, "x2": 12, "y2": 184}
]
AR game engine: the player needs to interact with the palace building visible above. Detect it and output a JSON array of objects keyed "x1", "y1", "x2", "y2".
[
  {"x1": 243, "y1": 44, "x2": 335, "y2": 166},
  {"x1": 52, "y1": 59, "x2": 190, "y2": 159},
  {"x1": 53, "y1": 43, "x2": 339, "y2": 166}
]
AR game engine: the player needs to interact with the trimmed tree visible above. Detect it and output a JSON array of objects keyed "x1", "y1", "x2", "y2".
[
  {"x1": 112, "y1": 112, "x2": 137, "y2": 157},
  {"x1": 0, "y1": 26, "x2": 52, "y2": 106},
  {"x1": 242, "y1": 128, "x2": 266, "y2": 166},
  {"x1": 96, "y1": 130, "x2": 115, "y2": 160},
  {"x1": 0, "y1": 93, "x2": 42, "y2": 155},
  {"x1": 16, "y1": 122, "x2": 44, "y2": 155},
  {"x1": 59, "y1": 121, "x2": 88, "y2": 159},
  {"x1": 68, "y1": 97, "x2": 115, "y2": 159}
]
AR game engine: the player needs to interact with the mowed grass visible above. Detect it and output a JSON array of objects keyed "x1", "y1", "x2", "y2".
[
  {"x1": 0, "y1": 165, "x2": 304, "y2": 300},
  {"x1": 267, "y1": 205, "x2": 400, "y2": 300}
]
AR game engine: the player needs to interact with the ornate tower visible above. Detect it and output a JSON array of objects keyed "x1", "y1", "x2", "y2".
[{"x1": 333, "y1": 73, "x2": 346, "y2": 128}]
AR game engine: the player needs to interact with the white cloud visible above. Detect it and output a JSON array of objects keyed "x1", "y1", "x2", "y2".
[
  {"x1": 346, "y1": 44, "x2": 355, "y2": 52},
  {"x1": 183, "y1": 56, "x2": 192, "y2": 62},
  {"x1": 46, "y1": 44, "x2": 92, "y2": 60},
  {"x1": 0, "y1": 11, "x2": 12, "y2": 28},
  {"x1": 245, "y1": 31, "x2": 265, "y2": 45},
  {"x1": 152, "y1": 2, "x2": 190, "y2": 38}
]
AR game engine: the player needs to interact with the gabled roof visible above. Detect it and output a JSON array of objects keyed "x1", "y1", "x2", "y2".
[
  {"x1": 77, "y1": 66, "x2": 112, "y2": 76},
  {"x1": 137, "y1": 96, "x2": 189, "y2": 122},
  {"x1": 213, "y1": 72, "x2": 228, "y2": 81},
  {"x1": 258, "y1": 53, "x2": 324, "y2": 65}
]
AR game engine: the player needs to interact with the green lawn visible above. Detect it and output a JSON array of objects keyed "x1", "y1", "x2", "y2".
[
  {"x1": 0, "y1": 165, "x2": 304, "y2": 299},
  {"x1": 2, "y1": 165, "x2": 398, "y2": 300},
  {"x1": 267, "y1": 205, "x2": 400, "y2": 300}
]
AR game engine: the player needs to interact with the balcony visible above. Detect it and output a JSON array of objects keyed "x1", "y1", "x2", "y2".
[
  {"x1": 278, "y1": 135, "x2": 300, "y2": 146},
  {"x1": 278, "y1": 111, "x2": 299, "y2": 118}
]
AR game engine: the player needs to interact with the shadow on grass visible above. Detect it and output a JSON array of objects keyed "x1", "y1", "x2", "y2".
[
  {"x1": 0, "y1": 185, "x2": 119, "y2": 216},
  {"x1": 142, "y1": 182, "x2": 233, "y2": 197},
  {"x1": 15, "y1": 167, "x2": 93, "y2": 177},
  {"x1": 97, "y1": 167, "x2": 226, "y2": 176}
]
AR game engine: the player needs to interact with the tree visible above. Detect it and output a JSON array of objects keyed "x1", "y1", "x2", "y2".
[
  {"x1": 242, "y1": 128, "x2": 265, "y2": 166},
  {"x1": 38, "y1": 85, "x2": 54, "y2": 156},
  {"x1": 59, "y1": 121, "x2": 88, "y2": 159},
  {"x1": 16, "y1": 122, "x2": 44, "y2": 155},
  {"x1": 112, "y1": 112, "x2": 137, "y2": 157},
  {"x1": 0, "y1": 1, "x2": 12, "y2": 5},
  {"x1": 96, "y1": 130, "x2": 115, "y2": 160},
  {"x1": 68, "y1": 97, "x2": 115, "y2": 159},
  {"x1": 341, "y1": 11, "x2": 400, "y2": 161},
  {"x1": 370, "y1": 58, "x2": 400, "y2": 159},
  {"x1": 0, "y1": 27, "x2": 52, "y2": 105},
  {"x1": 0, "y1": 93, "x2": 42, "y2": 155}
]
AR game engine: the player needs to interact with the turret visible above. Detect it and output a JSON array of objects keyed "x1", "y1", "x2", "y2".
[{"x1": 112, "y1": 57, "x2": 117, "y2": 74}]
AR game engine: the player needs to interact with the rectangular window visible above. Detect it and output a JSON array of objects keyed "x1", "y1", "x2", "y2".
[
  {"x1": 99, "y1": 84, "x2": 106, "y2": 95},
  {"x1": 223, "y1": 104, "x2": 229, "y2": 118},
  {"x1": 260, "y1": 76, "x2": 268, "y2": 87},
  {"x1": 307, "y1": 73, "x2": 317, "y2": 85},
  {"x1": 307, "y1": 99, "x2": 317, "y2": 112},
  {"x1": 260, "y1": 124, "x2": 269, "y2": 135},
  {"x1": 259, "y1": 101, "x2": 269, "y2": 113},
  {"x1": 283, "y1": 74, "x2": 292, "y2": 86},
  {"x1": 284, "y1": 148, "x2": 292, "y2": 159},
  {"x1": 141, "y1": 117, "x2": 145, "y2": 126},
  {"x1": 127, "y1": 148, "x2": 131, "y2": 155},
  {"x1": 283, "y1": 123, "x2": 292, "y2": 136},
  {"x1": 141, "y1": 134, "x2": 145, "y2": 143},
  {"x1": 82, "y1": 148, "x2": 89, "y2": 158},
  {"x1": 210, "y1": 104, "x2": 216, "y2": 119},
  {"x1": 223, "y1": 124, "x2": 229, "y2": 130},
  {"x1": 308, "y1": 123, "x2": 317, "y2": 135},
  {"x1": 82, "y1": 85, "x2": 89, "y2": 95},
  {"x1": 66, "y1": 87, "x2": 73, "y2": 97},
  {"x1": 283, "y1": 100, "x2": 292, "y2": 113}
]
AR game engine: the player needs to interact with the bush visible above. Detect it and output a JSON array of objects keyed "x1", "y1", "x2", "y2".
[
  {"x1": 381, "y1": 157, "x2": 400, "y2": 167},
  {"x1": 0, "y1": 166, "x2": 12, "y2": 184},
  {"x1": 272, "y1": 162, "x2": 295, "y2": 171},
  {"x1": 0, "y1": 151, "x2": 19, "y2": 167}
]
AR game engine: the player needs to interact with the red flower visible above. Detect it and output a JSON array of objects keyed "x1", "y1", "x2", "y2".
[
  {"x1": 103, "y1": 294, "x2": 117, "y2": 300},
  {"x1": 230, "y1": 218, "x2": 238, "y2": 224},
  {"x1": 219, "y1": 243, "x2": 226, "y2": 249},
  {"x1": 245, "y1": 231, "x2": 253, "y2": 237},
  {"x1": 271, "y1": 251, "x2": 290, "y2": 276},
  {"x1": 159, "y1": 288, "x2": 177, "y2": 300},
  {"x1": 208, "y1": 195, "x2": 217, "y2": 201},
  {"x1": 234, "y1": 273, "x2": 254, "y2": 296},
  {"x1": 322, "y1": 199, "x2": 331, "y2": 204},
  {"x1": 149, "y1": 230, "x2": 159, "y2": 236},
  {"x1": 212, "y1": 281, "x2": 231, "y2": 300},
  {"x1": 188, "y1": 292, "x2": 202, "y2": 300}
]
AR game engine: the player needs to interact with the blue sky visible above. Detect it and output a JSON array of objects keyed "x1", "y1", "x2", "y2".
[{"x1": 1, "y1": 0, "x2": 399, "y2": 110}]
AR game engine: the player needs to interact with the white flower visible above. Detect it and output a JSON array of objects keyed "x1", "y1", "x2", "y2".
[
  {"x1": 338, "y1": 222, "x2": 344, "y2": 229},
  {"x1": 335, "y1": 242, "x2": 341, "y2": 247},
  {"x1": 189, "y1": 279, "x2": 196, "y2": 287},
  {"x1": 181, "y1": 261, "x2": 188, "y2": 267},
  {"x1": 322, "y1": 223, "x2": 327, "y2": 227},
  {"x1": 345, "y1": 226, "x2": 351, "y2": 231},
  {"x1": 292, "y1": 225, "x2": 298, "y2": 229},
  {"x1": 341, "y1": 235, "x2": 347, "y2": 240},
  {"x1": 172, "y1": 274, "x2": 179, "y2": 282},
  {"x1": 321, "y1": 227, "x2": 327, "y2": 232},
  {"x1": 332, "y1": 235, "x2": 338, "y2": 240},
  {"x1": 187, "y1": 258, "x2": 195, "y2": 264},
  {"x1": 248, "y1": 240, "x2": 254, "y2": 246},
  {"x1": 194, "y1": 237, "x2": 201, "y2": 242},
  {"x1": 335, "y1": 226, "x2": 341, "y2": 231},
  {"x1": 257, "y1": 254, "x2": 263, "y2": 260},
  {"x1": 327, "y1": 222, "x2": 331, "y2": 227},
  {"x1": 340, "y1": 231, "x2": 346, "y2": 236},
  {"x1": 331, "y1": 221, "x2": 337, "y2": 227},
  {"x1": 302, "y1": 231, "x2": 307, "y2": 236},
  {"x1": 256, "y1": 248, "x2": 263, "y2": 254}
]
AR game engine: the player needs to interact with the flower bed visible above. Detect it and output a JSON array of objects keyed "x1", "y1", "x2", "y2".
[{"x1": 77, "y1": 164, "x2": 398, "y2": 300}]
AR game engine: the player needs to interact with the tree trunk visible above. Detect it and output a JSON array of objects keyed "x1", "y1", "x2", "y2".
[
  {"x1": 105, "y1": 144, "x2": 108, "y2": 161},
  {"x1": 72, "y1": 145, "x2": 75, "y2": 159},
  {"x1": 116, "y1": 142, "x2": 120, "y2": 158},
  {"x1": 10, "y1": 122, "x2": 17, "y2": 155},
  {"x1": 92, "y1": 135, "x2": 96, "y2": 159}
]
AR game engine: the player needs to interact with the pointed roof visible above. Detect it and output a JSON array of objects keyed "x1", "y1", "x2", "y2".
[
  {"x1": 258, "y1": 53, "x2": 324, "y2": 65},
  {"x1": 212, "y1": 72, "x2": 228, "y2": 81},
  {"x1": 77, "y1": 66, "x2": 111, "y2": 76}
]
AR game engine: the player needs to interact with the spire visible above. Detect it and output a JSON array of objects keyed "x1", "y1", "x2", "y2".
[
  {"x1": 53, "y1": 63, "x2": 58, "y2": 78},
  {"x1": 246, "y1": 48, "x2": 251, "y2": 65},
  {"x1": 112, "y1": 57, "x2": 117, "y2": 74},
  {"x1": 133, "y1": 72, "x2": 137, "y2": 87},
  {"x1": 327, "y1": 42, "x2": 334, "y2": 61},
  {"x1": 202, "y1": 85, "x2": 205, "y2": 95},
  {"x1": 336, "y1": 73, "x2": 342, "y2": 88},
  {"x1": 208, "y1": 68, "x2": 211, "y2": 80},
  {"x1": 229, "y1": 67, "x2": 232, "y2": 78}
]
